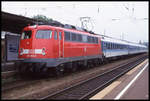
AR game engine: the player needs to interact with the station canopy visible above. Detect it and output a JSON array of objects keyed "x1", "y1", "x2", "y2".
[
  {"x1": 2, "y1": 11, "x2": 96, "y2": 35},
  {"x1": 2, "y1": 11, "x2": 38, "y2": 34},
  {"x1": 2, "y1": 11, "x2": 68, "y2": 35}
]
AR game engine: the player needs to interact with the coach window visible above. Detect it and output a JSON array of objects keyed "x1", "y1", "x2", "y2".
[
  {"x1": 114, "y1": 44, "x2": 115, "y2": 49},
  {"x1": 107, "y1": 43, "x2": 109, "y2": 49},
  {"x1": 105, "y1": 43, "x2": 107, "y2": 49},
  {"x1": 116, "y1": 44, "x2": 118, "y2": 49},
  {"x1": 113, "y1": 44, "x2": 115, "y2": 49},
  {"x1": 108, "y1": 43, "x2": 110, "y2": 49},
  {"x1": 65, "y1": 31, "x2": 70, "y2": 41},
  {"x1": 54, "y1": 31, "x2": 57, "y2": 40},
  {"x1": 36, "y1": 30, "x2": 52, "y2": 39},
  {"x1": 110, "y1": 43, "x2": 111, "y2": 49},
  {"x1": 103, "y1": 42, "x2": 105, "y2": 49},
  {"x1": 104, "y1": 42, "x2": 107, "y2": 49},
  {"x1": 109, "y1": 43, "x2": 111, "y2": 49},
  {"x1": 105, "y1": 42, "x2": 108, "y2": 49}
]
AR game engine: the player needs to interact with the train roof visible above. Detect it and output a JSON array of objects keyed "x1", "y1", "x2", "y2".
[
  {"x1": 101, "y1": 36, "x2": 129, "y2": 45},
  {"x1": 26, "y1": 25, "x2": 147, "y2": 48},
  {"x1": 26, "y1": 25, "x2": 100, "y2": 37},
  {"x1": 101, "y1": 35, "x2": 147, "y2": 48}
]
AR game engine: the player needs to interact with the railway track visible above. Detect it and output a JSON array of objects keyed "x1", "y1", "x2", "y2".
[
  {"x1": 40, "y1": 55, "x2": 147, "y2": 100},
  {"x1": 2, "y1": 75, "x2": 49, "y2": 92},
  {"x1": 2, "y1": 53, "x2": 147, "y2": 99},
  {"x1": 1, "y1": 54, "x2": 140, "y2": 93}
]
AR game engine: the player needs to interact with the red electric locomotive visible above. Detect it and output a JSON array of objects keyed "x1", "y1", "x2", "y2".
[{"x1": 17, "y1": 24, "x2": 103, "y2": 76}]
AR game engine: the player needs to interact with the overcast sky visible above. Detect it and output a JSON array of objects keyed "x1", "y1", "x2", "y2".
[{"x1": 2, "y1": 1, "x2": 149, "y2": 43}]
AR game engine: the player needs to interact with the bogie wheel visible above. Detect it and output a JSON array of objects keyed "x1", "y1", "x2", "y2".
[
  {"x1": 18, "y1": 65, "x2": 26, "y2": 76},
  {"x1": 55, "y1": 66, "x2": 64, "y2": 77},
  {"x1": 87, "y1": 62, "x2": 92, "y2": 69},
  {"x1": 71, "y1": 62, "x2": 78, "y2": 72}
]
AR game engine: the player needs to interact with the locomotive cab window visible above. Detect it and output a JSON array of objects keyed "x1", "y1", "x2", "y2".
[
  {"x1": 21, "y1": 30, "x2": 32, "y2": 39},
  {"x1": 65, "y1": 31, "x2": 71, "y2": 41},
  {"x1": 36, "y1": 30, "x2": 52, "y2": 39},
  {"x1": 54, "y1": 31, "x2": 57, "y2": 40}
]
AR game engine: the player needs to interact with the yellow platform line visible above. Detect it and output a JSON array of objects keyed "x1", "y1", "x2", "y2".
[
  {"x1": 90, "y1": 58, "x2": 148, "y2": 100},
  {"x1": 90, "y1": 81, "x2": 121, "y2": 99}
]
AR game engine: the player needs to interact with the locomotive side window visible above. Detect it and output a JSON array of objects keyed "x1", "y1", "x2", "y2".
[
  {"x1": 87, "y1": 36, "x2": 92, "y2": 43},
  {"x1": 77, "y1": 34, "x2": 82, "y2": 42},
  {"x1": 64, "y1": 31, "x2": 70, "y2": 41},
  {"x1": 91, "y1": 37, "x2": 95, "y2": 43},
  {"x1": 82, "y1": 35, "x2": 87, "y2": 43},
  {"x1": 21, "y1": 30, "x2": 32, "y2": 39},
  {"x1": 54, "y1": 31, "x2": 57, "y2": 40},
  {"x1": 95, "y1": 37, "x2": 98, "y2": 43},
  {"x1": 59, "y1": 32, "x2": 62, "y2": 40},
  {"x1": 72, "y1": 33, "x2": 77, "y2": 41},
  {"x1": 36, "y1": 30, "x2": 52, "y2": 39}
]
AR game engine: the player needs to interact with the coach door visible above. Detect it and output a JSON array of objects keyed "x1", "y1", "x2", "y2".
[{"x1": 58, "y1": 30, "x2": 64, "y2": 58}]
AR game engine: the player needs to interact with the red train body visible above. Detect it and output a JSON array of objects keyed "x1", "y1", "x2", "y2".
[{"x1": 17, "y1": 25, "x2": 103, "y2": 75}]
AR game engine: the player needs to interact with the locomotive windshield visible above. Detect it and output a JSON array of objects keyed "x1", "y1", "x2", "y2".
[
  {"x1": 36, "y1": 30, "x2": 52, "y2": 39},
  {"x1": 21, "y1": 30, "x2": 32, "y2": 39}
]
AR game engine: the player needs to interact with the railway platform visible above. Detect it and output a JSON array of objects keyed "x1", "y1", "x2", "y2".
[
  {"x1": 90, "y1": 59, "x2": 149, "y2": 100},
  {"x1": 2, "y1": 62, "x2": 15, "y2": 72}
]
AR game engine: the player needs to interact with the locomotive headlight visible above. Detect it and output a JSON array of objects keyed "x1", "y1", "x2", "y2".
[{"x1": 42, "y1": 48, "x2": 46, "y2": 55}]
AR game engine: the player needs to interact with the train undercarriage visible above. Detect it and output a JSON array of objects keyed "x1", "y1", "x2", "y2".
[
  {"x1": 15, "y1": 58, "x2": 103, "y2": 77},
  {"x1": 15, "y1": 53, "x2": 145, "y2": 77}
]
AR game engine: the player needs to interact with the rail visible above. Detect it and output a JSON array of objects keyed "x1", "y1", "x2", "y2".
[{"x1": 40, "y1": 55, "x2": 147, "y2": 100}]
